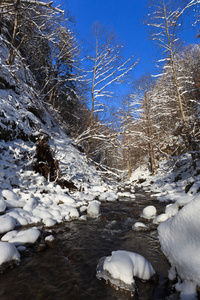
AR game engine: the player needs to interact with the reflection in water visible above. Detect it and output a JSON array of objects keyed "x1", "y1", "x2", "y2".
[{"x1": 0, "y1": 192, "x2": 178, "y2": 300}]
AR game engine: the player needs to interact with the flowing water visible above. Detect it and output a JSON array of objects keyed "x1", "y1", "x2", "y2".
[{"x1": 0, "y1": 190, "x2": 179, "y2": 300}]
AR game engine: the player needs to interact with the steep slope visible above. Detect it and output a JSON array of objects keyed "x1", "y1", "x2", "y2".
[{"x1": 0, "y1": 23, "x2": 117, "y2": 268}]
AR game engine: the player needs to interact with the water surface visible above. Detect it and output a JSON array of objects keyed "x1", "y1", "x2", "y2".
[{"x1": 0, "y1": 191, "x2": 179, "y2": 300}]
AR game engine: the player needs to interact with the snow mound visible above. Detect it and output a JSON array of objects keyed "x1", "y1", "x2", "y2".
[
  {"x1": 140, "y1": 205, "x2": 157, "y2": 219},
  {"x1": 87, "y1": 201, "x2": 100, "y2": 217},
  {"x1": 158, "y1": 195, "x2": 200, "y2": 299},
  {"x1": 0, "y1": 216, "x2": 16, "y2": 234},
  {"x1": 0, "y1": 241, "x2": 20, "y2": 265},
  {"x1": 6, "y1": 228, "x2": 41, "y2": 246},
  {"x1": 99, "y1": 191, "x2": 118, "y2": 202},
  {"x1": 96, "y1": 250, "x2": 155, "y2": 292},
  {"x1": 132, "y1": 222, "x2": 148, "y2": 231},
  {"x1": 0, "y1": 199, "x2": 6, "y2": 212},
  {"x1": 153, "y1": 213, "x2": 168, "y2": 224}
]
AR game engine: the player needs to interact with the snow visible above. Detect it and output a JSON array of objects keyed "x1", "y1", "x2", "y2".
[
  {"x1": 132, "y1": 222, "x2": 148, "y2": 231},
  {"x1": 0, "y1": 242, "x2": 20, "y2": 265},
  {"x1": 43, "y1": 218, "x2": 56, "y2": 227},
  {"x1": 158, "y1": 195, "x2": 200, "y2": 299},
  {"x1": 5, "y1": 228, "x2": 41, "y2": 246},
  {"x1": 140, "y1": 205, "x2": 157, "y2": 219},
  {"x1": 1, "y1": 18, "x2": 200, "y2": 300},
  {"x1": 0, "y1": 199, "x2": 6, "y2": 212},
  {"x1": 97, "y1": 250, "x2": 155, "y2": 291},
  {"x1": 87, "y1": 201, "x2": 100, "y2": 217},
  {"x1": 99, "y1": 191, "x2": 118, "y2": 202},
  {"x1": 45, "y1": 235, "x2": 55, "y2": 242},
  {"x1": 0, "y1": 216, "x2": 16, "y2": 234},
  {"x1": 133, "y1": 154, "x2": 200, "y2": 299}
]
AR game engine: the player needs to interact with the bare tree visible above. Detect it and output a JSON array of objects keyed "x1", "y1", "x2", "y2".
[
  {"x1": 77, "y1": 22, "x2": 138, "y2": 160},
  {"x1": 0, "y1": 0, "x2": 63, "y2": 64},
  {"x1": 147, "y1": 0, "x2": 200, "y2": 167}
]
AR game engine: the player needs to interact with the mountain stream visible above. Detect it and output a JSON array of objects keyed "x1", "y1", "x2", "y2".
[{"x1": 0, "y1": 190, "x2": 180, "y2": 300}]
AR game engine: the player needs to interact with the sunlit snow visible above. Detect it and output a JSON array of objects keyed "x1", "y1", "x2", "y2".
[{"x1": 97, "y1": 250, "x2": 155, "y2": 292}]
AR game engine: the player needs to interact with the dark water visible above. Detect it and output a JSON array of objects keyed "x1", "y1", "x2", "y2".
[{"x1": 0, "y1": 191, "x2": 178, "y2": 300}]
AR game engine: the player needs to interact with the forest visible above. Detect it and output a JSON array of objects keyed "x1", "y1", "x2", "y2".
[
  {"x1": 0, "y1": 0, "x2": 199, "y2": 180},
  {"x1": 1, "y1": 1, "x2": 200, "y2": 299}
]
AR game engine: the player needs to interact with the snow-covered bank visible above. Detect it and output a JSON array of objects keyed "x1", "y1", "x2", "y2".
[
  {"x1": 132, "y1": 156, "x2": 200, "y2": 299},
  {"x1": 0, "y1": 31, "x2": 118, "y2": 269}
]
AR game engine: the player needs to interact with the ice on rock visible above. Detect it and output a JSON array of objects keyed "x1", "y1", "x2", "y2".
[
  {"x1": 97, "y1": 250, "x2": 155, "y2": 292},
  {"x1": 0, "y1": 241, "x2": 20, "y2": 265},
  {"x1": 87, "y1": 201, "x2": 100, "y2": 217},
  {"x1": 17, "y1": 246, "x2": 26, "y2": 252},
  {"x1": 0, "y1": 216, "x2": 16, "y2": 234},
  {"x1": 140, "y1": 205, "x2": 157, "y2": 219}
]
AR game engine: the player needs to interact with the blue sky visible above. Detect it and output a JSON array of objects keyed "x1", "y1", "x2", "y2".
[
  {"x1": 55, "y1": 0, "x2": 199, "y2": 80},
  {"x1": 58, "y1": 0, "x2": 157, "y2": 78}
]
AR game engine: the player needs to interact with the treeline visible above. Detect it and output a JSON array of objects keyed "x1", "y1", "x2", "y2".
[{"x1": 0, "y1": 0, "x2": 200, "y2": 179}]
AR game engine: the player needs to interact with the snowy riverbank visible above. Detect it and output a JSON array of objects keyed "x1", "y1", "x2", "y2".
[{"x1": 131, "y1": 156, "x2": 200, "y2": 300}]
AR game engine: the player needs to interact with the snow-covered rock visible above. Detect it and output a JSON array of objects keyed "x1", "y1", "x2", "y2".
[
  {"x1": 8, "y1": 228, "x2": 41, "y2": 246},
  {"x1": 140, "y1": 205, "x2": 157, "y2": 219},
  {"x1": 97, "y1": 250, "x2": 155, "y2": 292},
  {"x1": 0, "y1": 199, "x2": 6, "y2": 212},
  {"x1": 43, "y1": 218, "x2": 56, "y2": 227},
  {"x1": 158, "y1": 195, "x2": 200, "y2": 299},
  {"x1": 45, "y1": 235, "x2": 55, "y2": 242},
  {"x1": 132, "y1": 222, "x2": 148, "y2": 231},
  {"x1": 153, "y1": 213, "x2": 168, "y2": 224},
  {"x1": 99, "y1": 191, "x2": 118, "y2": 202},
  {"x1": 0, "y1": 216, "x2": 16, "y2": 234},
  {"x1": 87, "y1": 201, "x2": 100, "y2": 217},
  {"x1": 0, "y1": 241, "x2": 20, "y2": 265}
]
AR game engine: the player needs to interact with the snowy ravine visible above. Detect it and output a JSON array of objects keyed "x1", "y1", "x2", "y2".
[
  {"x1": 131, "y1": 157, "x2": 200, "y2": 300},
  {"x1": 0, "y1": 31, "x2": 118, "y2": 268}
]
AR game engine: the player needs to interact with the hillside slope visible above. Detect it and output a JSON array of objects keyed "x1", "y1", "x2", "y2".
[{"x1": 0, "y1": 24, "x2": 118, "y2": 267}]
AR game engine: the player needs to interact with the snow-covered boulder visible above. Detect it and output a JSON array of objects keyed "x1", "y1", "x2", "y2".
[
  {"x1": 140, "y1": 205, "x2": 157, "y2": 219},
  {"x1": 1, "y1": 230, "x2": 18, "y2": 242},
  {"x1": 132, "y1": 222, "x2": 148, "y2": 231},
  {"x1": 0, "y1": 216, "x2": 16, "y2": 234},
  {"x1": 23, "y1": 197, "x2": 37, "y2": 212},
  {"x1": 43, "y1": 218, "x2": 56, "y2": 227},
  {"x1": 153, "y1": 213, "x2": 168, "y2": 224},
  {"x1": 99, "y1": 191, "x2": 118, "y2": 202},
  {"x1": 165, "y1": 203, "x2": 178, "y2": 218},
  {"x1": 158, "y1": 195, "x2": 200, "y2": 299},
  {"x1": 0, "y1": 241, "x2": 20, "y2": 265},
  {"x1": 55, "y1": 194, "x2": 75, "y2": 205},
  {"x1": 8, "y1": 228, "x2": 41, "y2": 246},
  {"x1": 97, "y1": 250, "x2": 155, "y2": 292},
  {"x1": 87, "y1": 201, "x2": 100, "y2": 217},
  {"x1": 0, "y1": 199, "x2": 6, "y2": 213}
]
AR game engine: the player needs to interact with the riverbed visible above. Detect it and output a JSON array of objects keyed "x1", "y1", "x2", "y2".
[{"x1": 0, "y1": 190, "x2": 179, "y2": 299}]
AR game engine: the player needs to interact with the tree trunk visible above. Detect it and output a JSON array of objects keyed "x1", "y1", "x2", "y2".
[{"x1": 7, "y1": 0, "x2": 20, "y2": 65}]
